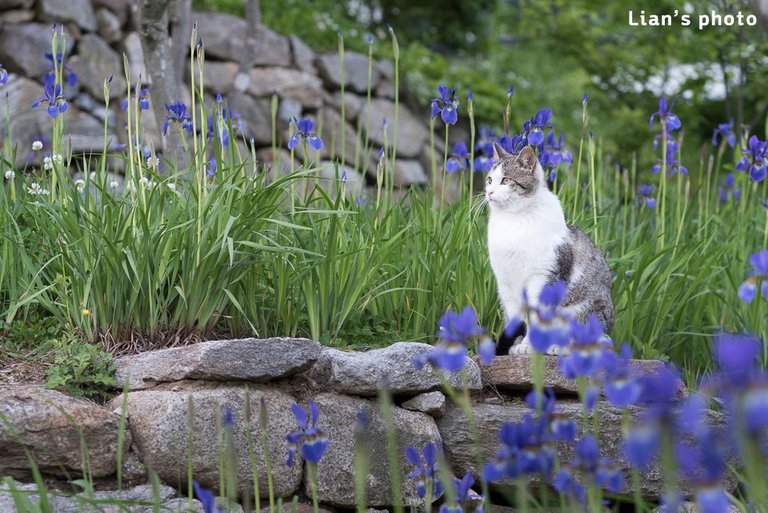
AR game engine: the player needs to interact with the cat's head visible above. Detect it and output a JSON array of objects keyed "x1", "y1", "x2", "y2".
[{"x1": 485, "y1": 144, "x2": 544, "y2": 210}]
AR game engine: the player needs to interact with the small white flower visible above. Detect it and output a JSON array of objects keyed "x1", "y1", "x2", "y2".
[
  {"x1": 89, "y1": 172, "x2": 97, "y2": 180},
  {"x1": 43, "y1": 156, "x2": 53, "y2": 171},
  {"x1": 140, "y1": 176, "x2": 153, "y2": 189},
  {"x1": 75, "y1": 179, "x2": 85, "y2": 193},
  {"x1": 109, "y1": 180, "x2": 119, "y2": 190},
  {"x1": 147, "y1": 156, "x2": 160, "y2": 169},
  {"x1": 167, "y1": 182, "x2": 177, "y2": 192},
  {"x1": 4, "y1": 170, "x2": 15, "y2": 180},
  {"x1": 32, "y1": 141, "x2": 43, "y2": 151},
  {"x1": 53, "y1": 154, "x2": 63, "y2": 166},
  {"x1": 27, "y1": 182, "x2": 49, "y2": 196}
]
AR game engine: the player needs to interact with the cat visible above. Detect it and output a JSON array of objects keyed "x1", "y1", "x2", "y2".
[{"x1": 485, "y1": 143, "x2": 614, "y2": 355}]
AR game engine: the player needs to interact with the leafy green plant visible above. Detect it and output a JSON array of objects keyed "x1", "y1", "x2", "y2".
[{"x1": 45, "y1": 335, "x2": 117, "y2": 400}]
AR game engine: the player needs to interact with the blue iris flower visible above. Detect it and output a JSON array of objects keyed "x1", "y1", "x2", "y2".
[
  {"x1": 32, "y1": 74, "x2": 68, "y2": 118},
  {"x1": 192, "y1": 481, "x2": 221, "y2": 513},
  {"x1": 602, "y1": 344, "x2": 642, "y2": 408},
  {"x1": 640, "y1": 183, "x2": 656, "y2": 208},
  {"x1": 0, "y1": 63, "x2": 7, "y2": 86},
  {"x1": 121, "y1": 87, "x2": 150, "y2": 111},
  {"x1": 405, "y1": 442, "x2": 443, "y2": 499},
  {"x1": 288, "y1": 118, "x2": 324, "y2": 151},
  {"x1": 712, "y1": 119, "x2": 737, "y2": 148},
  {"x1": 524, "y1": 107, "x2": 553, "y2": 146},
  {"x1": 558, "y1": 314, "x2": 606, "y2": 378},
  {"x1": 286, "y1": 400, "x2": 329, "y2": 467},
  {"x1": 162, "y1": 101, "x2": 193, "y2": 135},
  {"x1": 430, "y1": 85, "x2": 459, "y2": 125},
  {"x1": 446, "y1": 141, "x2": 470, "y2": 173},
  {"x1": 736, "y1": 135, "x2": 767, "y2": 182},
  {"x1": 718, "y1": 173, "x2": 741, "y2": 205},
  {"x1": 649, "y1": 97, "x2": 681, "y2": 131},
  {"x1": 44, "y1": 52, "x2": 77, "y2": 87},
  {"x1": 737, "y1": 249, "x2": 768, "y2": 303},
  {"x1": 484, "y1": 388, "x2": 574, "y2": 484}
]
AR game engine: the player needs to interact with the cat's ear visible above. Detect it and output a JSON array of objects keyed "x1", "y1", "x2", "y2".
[
  {"x1": 492, "y1": 142, "x2": 512, "y2": 161},
  {"x1": 515, "y1": 146, "x2": 538, "y2": 173}
]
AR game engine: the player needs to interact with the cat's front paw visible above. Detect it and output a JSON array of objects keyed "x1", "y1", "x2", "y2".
[
  {"x1": 508, "y1": 340, "x2": 535, "y2": 355},
  {"x1": 545, "y1": 344, "x2": 571, "y2": 356}
]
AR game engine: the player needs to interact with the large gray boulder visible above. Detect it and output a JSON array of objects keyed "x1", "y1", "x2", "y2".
[
  {"x1": 401, "y1": 391, "x2": 446, "y2": 417},
  {"x1": 122, "y1": 32, "x2": 149, "y2": 84},
  {"x1": 308, "y1": 393, "x2": 442, "y2": 507},
  {"x1": 114, "y1": 338, "x2": 321, "y2": 391},
  {"x1": 247, "y1": 67, "x2": 324, "y2": 108},
  {"x1": 117, "y1": 384, "x2": 302, "y2": 498},
  {"x1": 0, "y1": 23, "x2": 65, "y2": 79},
  {"x1": 70, "y1": 34, "x2": 127, "y2": 98},
  {"x1": 0, "y1": 75, "x2": 115, "y2": 165},
  {"x1": 316, "y1": 52, "x2": 379, "y2": 94},
  {"x1": 480, "y1": 355, "x2": 687, "y2": 399},
  {"x1": 38, "y1": 0, "x2": 97, "y2": 32},
  {"x1": 309, "y1": 341, "x2": 482, "y2": 397},
  {"x1": 194, "y1": 12, "x2": 290, "y2": 66},
  {"x1": 361, "y1": 99, "x2": 428, "y2": 158},
  {"x1": 436, "y1": 399, "x2": 733, "y2": 499},
  {"x1": 0, "y1": 385, "x2": 129, "y2": 479},
  {"x1": 0, "y1": 481, "x2": 203, "y2": 513}
]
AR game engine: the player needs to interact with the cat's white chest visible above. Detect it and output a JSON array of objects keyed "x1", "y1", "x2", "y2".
[{"x1": 487, "y1": 209, "x2": 565, "y2": 320}]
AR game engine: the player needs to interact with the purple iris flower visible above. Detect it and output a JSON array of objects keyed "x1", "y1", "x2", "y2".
[
  {"x1": 430, "y1": 84, "x2": 459, "y2": 125},
  {"x1": 286, "y1": 400, "x2": 329, "y2": 467},
  {"x1": 162, "y1": 101, "x2": 193, "y2": 135},
  {"x1": 192, "y1": 481, "x2": 220, "y2": 513},
  {"x1": 640, "y1": 183, "x2": 656, "y2": 209},
  {"x1": 44, "y1": 52, "x2": 77, "y2": 87},
  {"x1": 32, "y1": 74, "x2": 68, "y2": 118},
  {"x1": 288, "y1": 118, "x2": 324, "y2": 151},
  {"x1": 736, "y1": 135, "x2": 768, "y2": 182},
  {"x1": 0, "y1": 63, "x2": 7, "y2": 86},
  {"x1": 711, "y1": 119, "x2": 737, "y2": 148},
  {"x1": 121, "y1": 87, "x2": 150, "y2": 111},
  {"x1": 207, "y1": 157, "x2": 217, "y2": 178},
  {"x1": 419, "y1": 306, "x2": 484, "y2": 372},
  {"x1": 602, "y1": 344, "x2": 642, "y2": 408},
  {"x1": 446, "y1": 141, "x2": 470, "y2": 172},
  {"x1": 524, "y1": 107, "x2": 553, "y2": 146},
  {"x1": 718, "y1": 173, "x2": 741, "y2": 205},
  {"x1": 558, "y1": 316, "x2": 606, "y2": 379},
  {"x1": 737, "y1": 249, "x2": 768, "y2": 303},
  {"x1": 405, "y1": 442, "x2": 443, "y2": 499},
  {"x1": 649, "y1": 97, "x2": 681, "y2": 131}
]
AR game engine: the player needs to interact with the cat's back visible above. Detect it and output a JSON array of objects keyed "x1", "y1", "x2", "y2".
[
  {"x1": 552, "y1": 224, "x2": 614, "y2": 331},
  {"x1": 566, "y1": 225, "x2": 612, "y2": 286}
]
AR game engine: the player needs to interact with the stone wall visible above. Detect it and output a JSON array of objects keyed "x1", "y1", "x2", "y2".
[
  {"x1": 0, "y1": 0, "x2": 455, "y2": 193},
  {"x1": 0, "y1": 337, "x2": 729, "y2": 513}
]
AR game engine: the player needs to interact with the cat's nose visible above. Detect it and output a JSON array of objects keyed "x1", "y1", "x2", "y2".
[{"x1": 487, "y1": 190, "x2": 494, "y2": 197}]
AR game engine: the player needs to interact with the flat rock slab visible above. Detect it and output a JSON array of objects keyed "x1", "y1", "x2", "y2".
[
  {"x1": 309, "y1": 342, "x2": 481, "y2": 397},
  {"x1": 115, "y1": 384, "x2": 302, "y2": 498},
  {"x1": 436, "y1": 400, "x2": 733, "y2": 499},
  {"x1": 309, "y1": 392, "x2": 442, "y2": 507},
  {"x1": 401, "y1": 391, "x2": 446, "y2": 417},
  {"x1": 114, "y1": 338, "x2": 321, "y2": 391},
  {"x1": 480, "y1": 355, "x2": 687, "y2": 399},
  {"x1": 0, "y1": 482, "x2": 201, "y2": 512},
  {"x1": 0, "y1": 385, "x2": 128, "y2": 479}
]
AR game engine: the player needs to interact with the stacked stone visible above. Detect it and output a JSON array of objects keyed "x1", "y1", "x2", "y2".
[
  {"x1": 0, "y1": 337, "x2": 735, "y2": 512},
  {"x1": 0, "y1": 2, "x2": 441, "y2": 195}
]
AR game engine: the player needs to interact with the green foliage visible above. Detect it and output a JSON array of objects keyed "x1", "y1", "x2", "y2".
[{"x1": 45, "y1": 334, "x2": 116, "y2": 400}]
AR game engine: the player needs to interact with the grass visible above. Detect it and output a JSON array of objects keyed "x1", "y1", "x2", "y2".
[{"x1": 0, "y1": 26, "x2": 766, "y2": 395}]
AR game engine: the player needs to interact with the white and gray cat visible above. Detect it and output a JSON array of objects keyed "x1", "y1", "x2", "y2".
[{"x1": 485, "y1": 143, "x2": 613, "y2": 355}]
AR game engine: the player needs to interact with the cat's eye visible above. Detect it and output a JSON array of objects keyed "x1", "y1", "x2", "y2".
[
  {"x1": 486, "y1": 176, "x2": 492, "y2": 184},
  {"x1": 501, "y1": 177, "x2": 510, "y2": 185}
]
